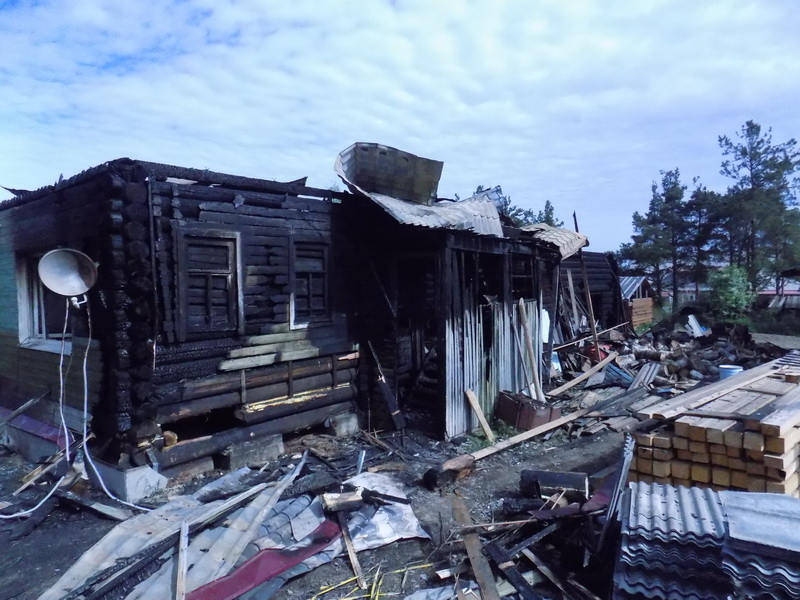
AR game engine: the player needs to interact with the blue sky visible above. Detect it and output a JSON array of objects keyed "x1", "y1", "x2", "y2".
[{"x1": 1, "y1": 0, "x2": 799, "y2": 251}]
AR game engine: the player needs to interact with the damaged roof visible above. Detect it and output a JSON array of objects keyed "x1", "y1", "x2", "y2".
[
  {"x1": 521, "y1": 222, "x2": 588, "y2": 259},
  {"x1": 619, "y1": 276, "x2": 650, "y2": 300},
  {"x1": 335, "y1": 142, "x2": 504, "y2": 238}
]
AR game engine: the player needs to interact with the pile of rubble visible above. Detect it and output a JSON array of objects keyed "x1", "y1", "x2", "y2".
[{"x1": 5, "y1": 312, "x2": 800, "y2": 599}]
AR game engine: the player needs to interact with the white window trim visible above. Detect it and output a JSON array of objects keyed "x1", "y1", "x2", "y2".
[{"x1": 16, "y1": 254, "x2": 73, "y2": 355}]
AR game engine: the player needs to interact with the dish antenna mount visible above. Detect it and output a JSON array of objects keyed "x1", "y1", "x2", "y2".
[{"x1": 38, "y1": 249, "x2": 97, "y2": 306}]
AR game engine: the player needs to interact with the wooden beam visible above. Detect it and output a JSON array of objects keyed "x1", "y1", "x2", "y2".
[
  {"x1": 0, "y1": 391, "x2": 49, "y2": 428},
  {"x1": 451, "y1": 496, "x2": 501, "y2": 600},
  {"x1": 566, "y1": 269, "x2": 579, "y2": 333},
  {"x1": 465, "y1": 390, "x2": 495, "y2": 442},
  {"x1": 521, "y1": 548, "x2": 577, "y2": 600},
  {"x1": 174, "y1": 521, "x2": 189, "y2": 600},
  {"x1": 338, "y1": 512, "x2": 367, "y2": 589},
  {"x1": 546, "y1": 352, "x2": 618, "y2": 397},
  {"x1": 518, "y1": 299, "x2": 546, "y2": 403},
  {"x1": 470, "y1": 390, "x2": 627, "y2": 462}
]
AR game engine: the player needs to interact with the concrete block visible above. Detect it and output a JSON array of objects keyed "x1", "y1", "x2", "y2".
[
  {"x1": 326, "y1": 411, "x2": 359, "y2": 437},
  {"x1": 217, "y1": 434, "x2": 284, "y2": 471},
  {"x1": 87, "y1": 457, "x2": 168, "y2": 503}
]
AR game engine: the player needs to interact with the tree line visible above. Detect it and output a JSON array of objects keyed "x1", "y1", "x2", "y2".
[{"x1": 617, "y1": 121, "x2": 800, "y2": 304}]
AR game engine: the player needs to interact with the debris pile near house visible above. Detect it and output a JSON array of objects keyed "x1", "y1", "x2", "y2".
[
  {"x1": 615, "y1": 482, "x2": 800, "y2": 600},
  {"x1": 35, "y1": 449, "x2": 431, "y2": 600}
]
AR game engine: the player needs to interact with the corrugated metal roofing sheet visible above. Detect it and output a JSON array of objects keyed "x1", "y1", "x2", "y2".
[
  {"x1": 521, "y1": 223, "x2": 588, "y2": 259},
  {"x1": 335, "y1": 142, "x2": 504, "y2": 238},
  {"x1": 616, "y1": 483, "x2": 800, "y2": 600},
  {"x1": 367, "y1": 193, "x2": 504, "y2": 237},
  {"x1": 624, "y1": 482, "x2": 726, "y2": 544},
  {"x1": 619, "y1": 276, "x2": 646, "y2": 301}
]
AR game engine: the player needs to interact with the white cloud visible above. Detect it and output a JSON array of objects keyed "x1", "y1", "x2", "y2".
[{"x1": 1, "y1": 0, "x2": 799, "y2": 250}]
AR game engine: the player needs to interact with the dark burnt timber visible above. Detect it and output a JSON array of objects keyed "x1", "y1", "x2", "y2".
[
  {"x1": 0, "y1": 158, "x2": 359, "y2": 476},
  {"x1": 1, "y1": 145, "x2": 590, "y2": 481}
]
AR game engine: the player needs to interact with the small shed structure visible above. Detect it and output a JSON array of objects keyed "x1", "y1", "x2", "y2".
[{"x1": 619, "y1": 275, "x2": 656, "y2": 328}]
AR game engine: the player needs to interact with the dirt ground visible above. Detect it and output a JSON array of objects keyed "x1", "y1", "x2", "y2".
[{"x1": 0, "y1": 428, "x2": 626, "y2": 600}]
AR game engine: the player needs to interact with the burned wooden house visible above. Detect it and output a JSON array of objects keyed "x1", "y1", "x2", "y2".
[
  {"x1": 561, "y1": 250, "x2": 626, "y2": 331},
  {"x1": 335, "y1": 144, "x2": 588, "y2": 437},
  {"x1": 0, "y1": 145, "x2": 587, "y2": 480}
]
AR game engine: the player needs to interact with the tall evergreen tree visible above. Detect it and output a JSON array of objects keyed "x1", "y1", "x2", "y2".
[
  {"x1": 618, "y1": 169, "x2": 686, "y2": 309},
  {"x1": 718, "y1": 121, "x2": 800, "y2": 288},
  {"x1": 683, "y1": 183, "x2": 723, "y2": 296},
  {"x1": 533, "y1": 200, "x2": 564, "y2": 227}
]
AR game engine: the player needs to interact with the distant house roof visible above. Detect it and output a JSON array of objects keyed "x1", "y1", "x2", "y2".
[
  {"x1": 520, "y1": 223, "x2": 588, "y2": 259},
  {"x1": 619, "y1": 276, "x2": 655, "y2": 300},
  {"x1": 335, "y1": 142, "x2": 504, "y2": 238}
]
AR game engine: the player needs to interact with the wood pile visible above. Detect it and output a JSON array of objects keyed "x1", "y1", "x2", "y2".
[{"x1": 628, "y1": 354, "x2": 800, "y2": 496}]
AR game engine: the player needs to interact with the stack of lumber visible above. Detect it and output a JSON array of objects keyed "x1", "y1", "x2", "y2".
[{"x1": 627, "y1": 355, "x2": 800, "y2": 497}]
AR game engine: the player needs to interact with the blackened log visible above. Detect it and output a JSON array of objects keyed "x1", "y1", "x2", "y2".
[
  {"x1": 155, "y1": 400, "x2": 355, "y2": 468},
  {"x1": 235, "y1": 384, "x2": 357, "y2": 425},
  {"x1": 157, "y1": 391, "x2": 241, "y2": 423}
]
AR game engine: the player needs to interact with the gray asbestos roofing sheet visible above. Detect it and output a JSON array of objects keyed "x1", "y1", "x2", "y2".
[
  {"x1": 625, "y1": 482, "x2": 726, "y2": 544},
  {"x1": 720, "y1": 490, "x2": 800, "y2": 559},
  {"x1": 367, "y1": 193, "x2": 505, "y2": 237}
]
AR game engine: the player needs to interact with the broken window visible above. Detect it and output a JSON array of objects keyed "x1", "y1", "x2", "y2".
[
  {"x1": 176, "y1": 229, "x2": 242, "y2": 340},
  {"x1": 290, "y1": 240, "x2": 329, "y2": 326},
  {"x1": 17, "y1": 253, "x2": 72, "y2": 351},
  {"x1": 512, "y1": 254, "x2": 535, "y2": 300}
]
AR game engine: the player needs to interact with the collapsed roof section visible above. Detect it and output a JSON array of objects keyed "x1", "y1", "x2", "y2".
[
  {"x1": 335, "y1": 142, "x2": 505, "y2": 238},
  {"x1": 520, "y1": 222, "x2": 588, "y2": 260}
]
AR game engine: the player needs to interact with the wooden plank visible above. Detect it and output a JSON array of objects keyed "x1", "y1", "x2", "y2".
[
  {"x1": 471, "y1": 404, "x2": 594, "y2": 462},
  {"x1": 764, "y1": 446, "x2": 800, "y2": 470},
  {"x1": 0, "y1": 391, "x2": 49, "y2": 428},
  {"x1": 451, "y1": 496, "x2": 501, "y2": 600},
  {"x1": 766, "y1": 473, "x2": 800, "y2": 495},
  {"x1": 175, "y1": 521, "x2": 189, "y2": 600},
  {"x1": 638, "y1": 361, "x2": 777, "y2": 420},
  {"x1": 338, "y1": 512, "x2": 367, "y2": 589},
  {"x1": 760, "y1": 387, "x2": 800, "y2": 437},
  {"x1": 517, "y1": 299, "x2": 545, "y2": 403},
  {"x1": 56, "y1": 490, "x2": 133, "y2": 521},
  {"x1": 218, "y1": 343, "x2": 353, "y2": 371},
  {"x1": 766, "y1": 427, "x2": 800, "y2": 454},
  {"x1": 546, "y1": 352, "x2": 618, "y2": 397},
  {"x1": 465, "y1": 390, "x2": 495, "y2": 442}
]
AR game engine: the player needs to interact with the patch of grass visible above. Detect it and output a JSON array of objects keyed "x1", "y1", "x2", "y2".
[
  {"x1": 460, "y1": 420, "x2": 521, "y2": 453},
  {"x1": 748, "y1": 311, "x2": 800, "y2": 335}
]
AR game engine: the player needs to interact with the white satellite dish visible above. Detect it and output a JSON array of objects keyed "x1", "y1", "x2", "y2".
[{"x1": 38, "y1": 249, "x2": 98, "y2": 296}]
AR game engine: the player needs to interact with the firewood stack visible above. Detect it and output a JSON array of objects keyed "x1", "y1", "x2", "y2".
[{"x1": 627, "y1": 353, "x2": 800, "y2": 496}]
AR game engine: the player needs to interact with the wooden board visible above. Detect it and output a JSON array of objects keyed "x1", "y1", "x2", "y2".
[
  {"x1": 760, "y1": 387, "x2": 800, "y2": 437},
  {"x1": 451, "y1": 497, "x2": 501, "y2": 600},
  {"x1": 638, "y1": 361, "x2": 777, "y2": 420},
  {"x1": 465, "y1": 390, "x2": 495, "y2": 442}
]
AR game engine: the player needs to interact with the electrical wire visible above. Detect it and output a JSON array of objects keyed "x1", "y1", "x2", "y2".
[
  {"x1": 0, "y1": 304, "x2": 74, "y2": 520},
  {"x1": 58, "y1": 297, "x2": 71, "y2": 463},
  {"x1": 1, "y1": 294, "x2": 152, "y2": 518},
  {"x1": 79, "y1": 300, "x2": 152, "y2": 512},
  {"x1": 0, "y1": 475, "x2": 66, "y2": 520}
]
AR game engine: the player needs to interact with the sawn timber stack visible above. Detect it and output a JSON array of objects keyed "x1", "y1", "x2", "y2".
[{"x1": 629, "y1": 352, "x2": 800, "y2": 496}]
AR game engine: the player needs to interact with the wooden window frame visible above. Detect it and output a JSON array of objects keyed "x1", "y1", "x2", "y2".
[
  {"x1": 16, "y1": 253, "x2": 73, "y2": 354},
  {"x1": 174, "y1": 226, "x2": 244, "y2": 341},
  {"x1": 289, "y1": 237, "x2": 330, "y2": 329}
]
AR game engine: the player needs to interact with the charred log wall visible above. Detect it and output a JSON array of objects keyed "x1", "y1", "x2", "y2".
[
  {"x1": 143, "y1": 176, "x2": 356, "y2": 444},
  {"x1": 0, "y1": 170, "x2": 113, "y2": 425},
  {"x1": 561, "y1": 251, "x2": 625, "y2": 328}
]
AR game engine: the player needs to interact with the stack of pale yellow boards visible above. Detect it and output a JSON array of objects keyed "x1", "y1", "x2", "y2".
[{"x1": 628, "y1": 357, "x2": 800, "y2": 497}]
